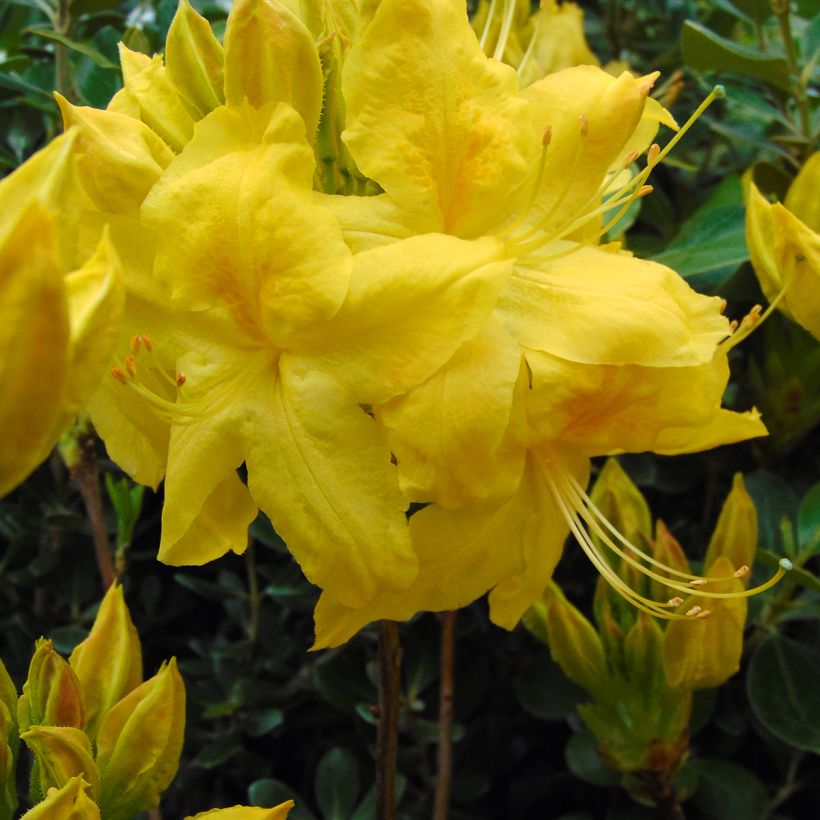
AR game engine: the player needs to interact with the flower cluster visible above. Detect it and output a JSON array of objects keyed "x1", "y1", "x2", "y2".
[{"x1": 0, "y1": 0, "x2": 780, "y2": 650}]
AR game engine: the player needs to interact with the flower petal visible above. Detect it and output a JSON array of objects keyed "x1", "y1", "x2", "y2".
[
  {"x1": 246, "y1": 355, "x2": 416, "y2": 609},
  {"x1": 0, "y1": 205, "x2": 69, "y2": 497},
  {"x1": 342, "y1": 0, "x2": 535, "y2": 237},
  {"x1": 497, "y1": 244, "x2": 730, "y2": 366},
  {"x1": 376, "y1": 317, "x2": 524, "y2": 507},
  {"x1": 299, "y1": 234, "x2": 512, "y2": 403}
]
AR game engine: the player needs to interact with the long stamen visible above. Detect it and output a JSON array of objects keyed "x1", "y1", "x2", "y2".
[
  {"x1": 492, "y1": 0, "x2": 517, "y2": 61},
  {"x1": 555, "y1": 467, "x2": 790, "y2": 601},
  {"x1": 478, "y1": 0, "x2": 499, "y2": 51},
  {"x1": 516, "y1": 5, "x2": 544, "y2": 76},
  {"x1": 721, "y1": 282, "x2": 789, "y2": 351}
]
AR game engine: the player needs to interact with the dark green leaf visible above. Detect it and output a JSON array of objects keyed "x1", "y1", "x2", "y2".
[
  {"x1": 516, "y1": 653, "x2": 586, "y2": 721},
  {"x1": 681, "y1": 21, "x2": 792, "y2": 91},
  {"x1": 315, "y1": 747, "x2": 359, "y2": 820},
  {"x1": 690, "y1": 758, "x2": 768, "y2": 820},
  {"x1": 243, "y1": 707, "x2": 284, "y2": 738},
  {"x1": 565, "y1": 731, "x2": 621, "y2": 787},
  {"x1": 26, "y1": 28, "x2": 118, "y2": 69},
  {"x1": 651, "y1": 176, "x2": 747, "y2": 292},
  {"x1": 797, "y1": 483, "x2": 820, "y2": 558},
  {"x1": 744, "y1": 470, "x2": 799, "y2": 553},
  {"x1": 747, "y1": 632, "x2": 820, "y2": 753},
  {"x1": 248, "y1": 779, "x2": 315, "y2": 820}
]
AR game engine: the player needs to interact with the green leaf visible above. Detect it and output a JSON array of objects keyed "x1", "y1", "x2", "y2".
[
  {"x1": 26, "y1": 28, "x2": 118, "y2": 69},
  {"x1": 243, "y1": 707, "x2": 284, "y2": 738},
  {"x1": 797, "y1": 483, "x2": 820, "y2": 558},
  {"x1": 315, "y1": 747, "x2": 359, "y2": 820},
  {"x1": 515, "y1": 654, "x2": 586, "y2": 721},
  {"x1": 565, "y1": 731, "x2": 621, "y2": 787},
  {"x1": 747, "y1": 632, "x2": 820, "y2": 753},
  {"x1": 248, "y1": 779, "x2": 316, "y2": 820},
  {"x1": 729, "y1": 0, "x2": 772, "y2": 24},
  {"x1": 689, "y1": 759, "x2": 768, "y2": 820},
  {"x1": 651, "y1": 176, "x2": 747, "y2": 292},
  {"x1": 744, "y1": 470, "x2": 800, "y2": 554},
  {"x1": 349, "y1": 775, "x2": 407, "y2": 820},
  {"x1": 681, "y1": 21, "x2": 792, "y2": 91}
]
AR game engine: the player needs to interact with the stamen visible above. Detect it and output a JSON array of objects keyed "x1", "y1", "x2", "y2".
[
  {"x1": 734, "y1": 565, "x2": 749, "y2": 579},
  {"x1": 111, "y1": 367, "x2": 127, "y2": 385},
  {"x1": 124, "y1": 354, "x2": 137, "y2": 378},
  {"x1": 129, "y1": 334, "x2": 142, "y2": 354},
  {"x1": 696, "y1": 610, "x2": 712, "y2": 619},
  {"x1": 478, "y1": 0, "x2": 499, "y2": 51},
  {"x1": 667, "y1": 596, "x2": 684, "y2": 607},
  {"x1": 549, "y1": 459, "x2": 791, "y2": 604},
  {"x1": 142, "y1": 333, "x2": 153, "y2": 352},
  {"x1": 175, "y1": 372, "x2": 187, "y2": 387},
  {"x1": 686, "y1": 606, "x2": 702, "y2": 617},
  {"x1": 516, "y1": 5, "x2": 544, "y2": 77},
  {"x1": 492, "y1": 0, "x2": 517, "y2": 61}
]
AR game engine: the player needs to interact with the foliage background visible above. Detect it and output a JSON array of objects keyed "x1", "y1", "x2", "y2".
[{"x1": 1, "y1": 0, "x2": 819, "y2": 818}]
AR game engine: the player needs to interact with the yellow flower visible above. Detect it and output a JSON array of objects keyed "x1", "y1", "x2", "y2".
[
  {"x1": 87, "y1": 100, "x2": 512, "y2": 609},
  {"x1": 746, "y1": 152, "x2": 820, "y2": 340},
  {"x1": 472, "y1": 0, "x2": 599, "y2": 87},
  {"x1": 0, "y1": 132, "x2": 123, "y2": 497},
  {"x1": 311, "y1": 0, "x2": 769, "y2": 646},
  {"x1": 19, "y1": 776, "x2": 100, "y2": 820}
]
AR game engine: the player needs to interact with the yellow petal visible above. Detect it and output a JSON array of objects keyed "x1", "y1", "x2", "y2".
[
  {"x1": 142, "y1": 102, "x2": 347, "y2": 349},
  {"x1": 376, "y1": 317, "x2": 524, "y2": 507},
  {"x1": 55, "y1": 94, "x2": 174, "y2": 215},
  {"x1": 771, "y1": 202, "x2": 820, "y2": 340},
  {"x1": 21, "y1": 726, "x2": 100, "y2": 799},
  {"x1": 186, "y1": 803, "x2": 294, "y2": 820},
  {"x1": 342, "y1": 0, "x2": 535, "y2": 237},
  {"x1": 246, "y1": 355, "x2": 416, "y2": 609},
  {"x1": 19, "y1": 776, "x2": 100, "y2": 820},
  {"x1": 165, "y1": 0, "x2": 225, "y2": 117},
  {"x1": 0, "y1": 205, "x2": 70, "y2": 497},
  {"x1": 524, "y1": 348, "x2": 766, "y2": 456},
  {"x1": 745, "y1": 178, "x2": 784, "y2": 305},
  {"x1": 784, "y1": 151, "x2": 820, "y2": 232},
  {"x1": 498, "y1": 245, "x2": 729, "y2": 367},
  {"x1": 68, "y1": 582, "x2": 143, "y2": 742},
  {"x1": 488, "y1": 449, "x2": 590, "y2": 629},
  {"x1": 117, "y1": 46, "x2": 196, "y2": 151},
  {"x1": 522, "y1": 67, "x2": 655, "y2": 235},
  {"x1": 662, "y1": 556, "x2": 746, "y2": 689},
  {"x1": 62, "y1": 229, "x2": 124, "y2": 418},
  {"x1": 299, "y1": 235, "x2": 513, "y2": 404},
  {"x1": 224, "y1": 0, "x2": 323, "y2": 139},
  {"x1": 312, "y1": 451, "x2": 567, "y2": 648}
]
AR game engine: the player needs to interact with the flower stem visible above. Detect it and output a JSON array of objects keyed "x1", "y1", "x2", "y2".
[
  {"x1": 245, "y1": 542, "x2": 260, "y2": 644},
  {"x1": 72, "y1": 445, "x2": 116, "y2": 591},
  {"x1": 54, "y1": 0, "x2": 73, "y2": 99},
  {"x1": 433, "y1": 611, "x2": 457, "y2": 820},
  {"x1": 377, "y1": 620, "x2": 401, "y2": 820},
  {"x1": 772, "y1": 0, "x2": 812, "y2": 154}
]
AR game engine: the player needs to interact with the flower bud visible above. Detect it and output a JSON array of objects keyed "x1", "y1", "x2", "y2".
[
  {"x1": 703, "y1": 473, "x2": 757, "y2": 575},
  {"x1": 541, "y1": 582, "x2": 608, "y2": 700},
  {"x1": 96, "y1": 658, "x2": 185, "y2": 818},
  {"x1": 18, "y1": 775, "x2": 100, "y2": 820},
  {"x1": 0, "y1": 658, "x2": 18, "y2": 817},
  {"x1": 21, "y1": 725, "x2": 100, "y2": 800},
  {"x1": 662, "y1": 556, "x2": 747, "y2": 689},
  {"x1": 69, "y1": 582, "x2": 143, "y2": 742},
  {"x1": 186, "y1": 801, "x2": 295, "y2": 819},
  {"x1": 650, "y1": 520, "x2": 691, "y2": 604},
  {"x1": 165, "y1": 0, "x2": 225, "y2": 117},
  {"x1": 223, "y1": 0, "x2": 323, "y2": 139},
  {"x1": 18, "y1": 640, "x2": 85, "y2": 733}
]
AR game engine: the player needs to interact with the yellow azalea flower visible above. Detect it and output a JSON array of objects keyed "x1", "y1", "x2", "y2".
[
  {"x1": 311, "y1": 0, "x2": 769, "y2": 647},
  {"x1": 746, "y1": 152, "x2": 820, "y2": 340},
  {"x1": 0, "y1": 132, "x2": 123, "y2": 497},
  {"x1": 87, "y1": 99, "x2": 513, "y2": 609},
  {"x1": 472, "y1": 0, "x2": 599, "y2": 87}
]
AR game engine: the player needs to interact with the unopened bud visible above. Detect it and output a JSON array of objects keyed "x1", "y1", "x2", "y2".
[
  {"x1": 18, "y1": 775, "x2": 99, "y2": 819},
  {"x1": 21, "y1": 725, "x2": 100, "y2": 799}
]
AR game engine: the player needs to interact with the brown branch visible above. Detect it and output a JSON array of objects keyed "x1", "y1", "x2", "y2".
[
  {"x1": 72, "y1": 443, "x2": 115, "y2": 591},
  {"x1": 376, "y1": 620, "x2": 402, "y2": 820},
  {"x1": 433, "y1": 611, "x2": 457, "y2": 820}
]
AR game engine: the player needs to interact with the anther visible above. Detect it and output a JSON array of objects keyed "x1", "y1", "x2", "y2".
[
  {"x1": 637, "y1": 185, "x2": 654, "y2": 197},
  {"x1": 667, "y1": 596, "x2": 684, "y2": 608},
  {"x1": 729, "y1": 319, "x2": 739, "y2": 331},
  {"x1": 647, "y1": 143, "x2": 661, "y2": 165},
  {"x1": 175, "y1": 372, "x2": 187, "y2": 387},
  {"x1": 689, "y1": 579, "x2": 708, "y2": 588},
  {"x1": 623, "y1": 149, "x2": 639, "y2": 168},
  {"x1": 686, "y1": 605, "x2": 702, "y2": 617},
  {"x1": 695, "y1": 609, "x2": 712, "y2": 619},
  {"x1": 719, "y1": 298, "x2": 727, "y2": 314},
  {"x1": 142, "y1": 333, "x2": 154, "y2": 353},
  {"x1": 129, "y1": 335, "x2": 142, "y2": 354},
  {"x1": 124, "y1": 355, "x2": 137, "y2": 378},
  {"x1": 579, "y1": 114, "x2": 589, "y2": 137},
  {"x1": 111, "y1": 367, "x2": 127, "y2": 385},
  {"x1": 542, "y1": 125, "x2": 553, "y2": 146},
  {"x1": 734, "y1": 565, "x2": 750, "y2": 579}
]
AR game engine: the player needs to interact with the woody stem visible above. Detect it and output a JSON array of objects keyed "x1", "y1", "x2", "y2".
[
  {"x1": 376, "y1": 620, "x2": 402, "y2": 820},
  {"x1": 433, "y1": 610, "x2": 457, "y2": 820}
]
